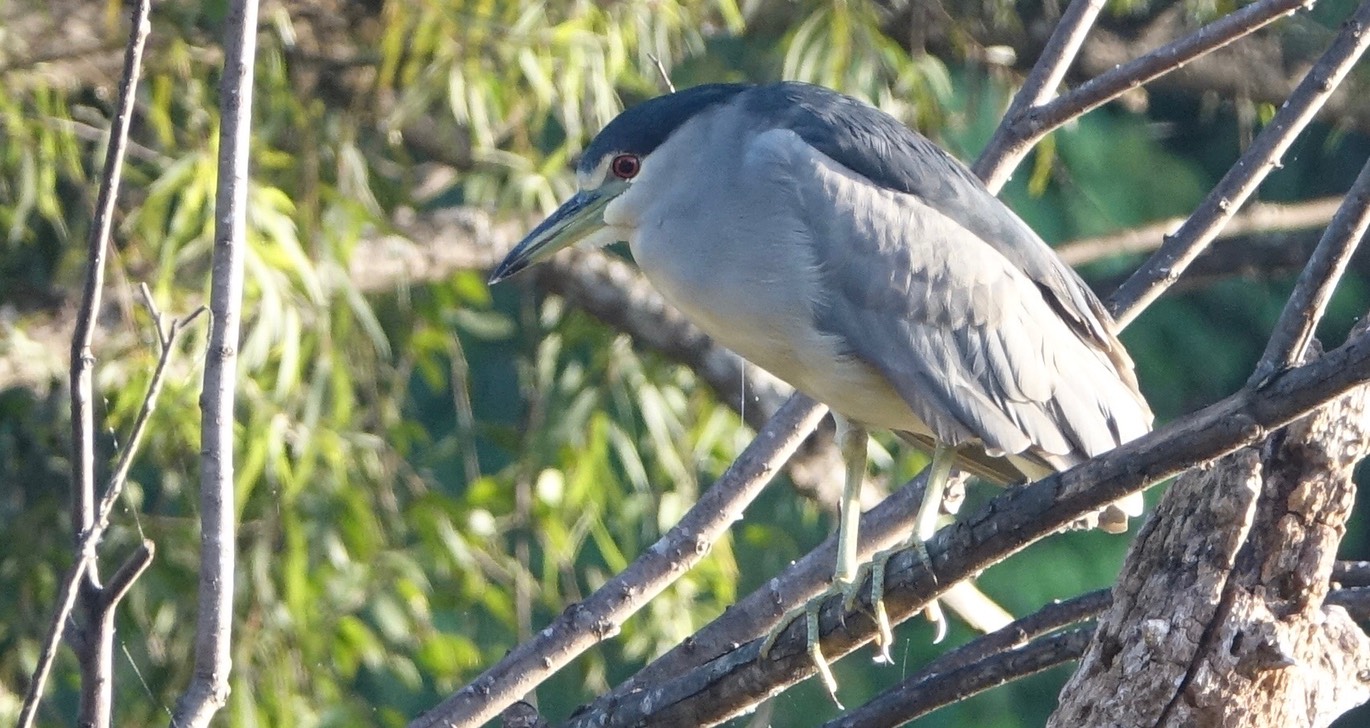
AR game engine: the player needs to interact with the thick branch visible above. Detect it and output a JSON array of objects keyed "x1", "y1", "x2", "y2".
[
  {"x1": 563, "y1": 323, "x2": 1370, "y2": 726},
  {"x1": 1052, "y1": 337, "x2": 1370, "y2": 726}
]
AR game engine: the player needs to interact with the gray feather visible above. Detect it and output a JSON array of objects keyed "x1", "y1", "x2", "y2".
[
  {"x1": 742, "y1": 83, "x2": 1125, "y2": 365},
  {"x1": 745, "y1": 125, "x2": 1152, "y2": 470}
]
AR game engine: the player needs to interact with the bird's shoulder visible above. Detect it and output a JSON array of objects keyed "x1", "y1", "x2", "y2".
[{"x1": 740, "y1": 82, "x2": 1121, "y2": 353}]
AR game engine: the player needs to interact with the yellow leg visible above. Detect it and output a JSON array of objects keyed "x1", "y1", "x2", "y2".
[
  {"x1": 853, "y1": 443, "x2": 954, "y2": 651},
  {"x1": 833, "y1": 419, "x2": 866, "y2": 585},
  {"x1": 759, "y1": 417, "x2": 868, "y2": 706}
]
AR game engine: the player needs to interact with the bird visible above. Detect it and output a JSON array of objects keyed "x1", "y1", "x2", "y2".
[{"x1": 488, "y1": 80, "x2": 1152, "y2": 698}]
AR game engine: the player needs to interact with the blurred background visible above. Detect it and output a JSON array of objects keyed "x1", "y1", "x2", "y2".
[{"x1": 1, "y1": 0, "x2": 1368, "y2": 725}]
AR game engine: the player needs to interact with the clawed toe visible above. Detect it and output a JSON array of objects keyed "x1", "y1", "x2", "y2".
[
  {"x1": 758, "y1": 537, "x2": 949, "y2": 702},
  {"x1": 760, "y1": 590, "x2": 843, "y2": 706}
]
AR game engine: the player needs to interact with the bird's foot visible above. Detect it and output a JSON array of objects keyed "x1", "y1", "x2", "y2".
[
  {"x1": 842, "y1": 539, "x2": 946, "y2": 658},
  {"x1": 759, "y1": 581, "x2": 850, "y2": 707},
  {"x1": 840, "y1": 555, "x2": 895, "y2": 664}
]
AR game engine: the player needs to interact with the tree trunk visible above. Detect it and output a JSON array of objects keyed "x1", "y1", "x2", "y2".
[{"x1": 1051, "y1": 348, "x2": 1370, "y2": 727}]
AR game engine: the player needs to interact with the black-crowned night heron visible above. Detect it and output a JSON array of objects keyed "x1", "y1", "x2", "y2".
[{"x1": 489, "y1": 81, "x2": 1152, "y2": 695}]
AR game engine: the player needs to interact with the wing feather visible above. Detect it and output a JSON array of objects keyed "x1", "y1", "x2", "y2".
[
  {"x1": 747, "y1": 127, "x2": 1151, "y2": 469},
  {"x1": 744, "y1": 83, "x2": 1129, "y2": 373}
]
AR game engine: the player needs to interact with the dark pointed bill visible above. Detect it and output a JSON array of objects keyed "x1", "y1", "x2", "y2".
[{"x1": 488, "y1": 184, "x2": 623, "y2": 284}]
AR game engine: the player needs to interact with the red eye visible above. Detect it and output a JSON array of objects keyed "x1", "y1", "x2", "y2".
[{"x1": 610, "y1": 153, "x2": 641, "y2": 179}]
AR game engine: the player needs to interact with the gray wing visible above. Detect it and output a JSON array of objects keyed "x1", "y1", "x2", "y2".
[
  {"x1": 744, "y1": 83, "x2": 1134, "y2": 384},
  {"x1": 745, "y1": 127, "x2": 1152, "y2": 466}
]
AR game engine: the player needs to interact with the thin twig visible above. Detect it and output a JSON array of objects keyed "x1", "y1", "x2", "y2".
[
  {"x1": 18, "y1": 299, "x2": 199, "y2": 728},
  {"x1": 101, "y1": 541, "x2": 156, "y2": 610},
  {"x1": 21, "y1": 3, "x2": 153, "y2": 727},
  {"x1": 170, "y1": 0, "x2": 261, "y2": 724},
  {"x1": 1250, "y1": 157, "x2": 1370, "y2": 384},
  {"x1": 978, "y1": 0, "x2": 1309, "y2": 192},
  {"x1": 648, "y1": 53, "x2": 675, "y2": 93},
  {"x1": 1056, "y1": 196, "x2": 1344, "y2": 267},
  {"x1": 408, "y1": 395, "x2": 829, "y2": 728},
  {"x1": 1109, "y1": 0, "x2": 1370, "y2": 326},
  {"x1": 972, "y1": 0, "x2": 1107, "y2": 190}
]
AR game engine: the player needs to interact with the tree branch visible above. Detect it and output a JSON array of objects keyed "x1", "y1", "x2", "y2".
[
  {"x1": 1052, "y1": 325, "x2": 1370, "y2": 726},
  {"x1": 1109, "y1": 0, "x2": 1370, "y2": 326},
  {"x1": 407, "y1": 395, "x2": 829, "y2": 728},
  {"x1": 829, "y1": 575, "x2": 1368, "y2": 726},
  {"x1": 1251, "y1": 157, "x2": 1370, "y2": 384},
  {"x1": 974, "y1": 0, "x2": 1309, "y2": 192},
  {"x1": 18, "y1": 292, "x2": 199, "y2": 728},
  {"x1": 972, "y1": 0, "x2": 1106, "y2": 190},
  {"x1": 1055, "y1": 196, "x2": 1343, "y2": 267},
  {"x1": 829, "y1": 628, "x2": 1094, "y2": 728},
  {"x1": 19, "y1": 2, "x2": 153, "y2": 726},
  {"x1": 560, "y1": 320, "x2": 1370, "y2": 726},
  {"x1": 170, "y1": 0, "x2": 260, "y2": 724}
]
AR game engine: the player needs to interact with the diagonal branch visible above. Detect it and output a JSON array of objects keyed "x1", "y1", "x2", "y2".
[
  {"x1": 1109, "y1": 0, "x2": 1370, "y2": 326},
  {"x1": 975, "y1": 0, "x2": 1309, "y2": 192},
  {"x1": 827, "y1": 628, "x2": 1095, "y2": 728},
  {"x1": 829, "y1": 575, "x2": 1368, "y2": 726},
  {"x1": 564, "y1": 320, "x2": 1370, "y2": 726},
  {"x1": 21, "y1": 2, "x2": 153, "y2": 727},
  {"x1": 1250, "y1": 157, "x2": 1370, "y2": 384},
  {"x1": 407, "y1": 396, "x2": 829, "y2": 728},
  {"x1": 972, "y1": 0, "x2": 1106, "y2": 190},
  {"x1": 18, "y1": 301, "x2": 191, "y2": 728}
]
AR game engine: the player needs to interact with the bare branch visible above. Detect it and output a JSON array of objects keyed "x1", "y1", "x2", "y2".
[
  {"x1": 575, "y1": 471, "x2": 933, "y2": 720},
  {"x1": 1251, "y1": 158, "x2": 1370, "y2": 384},
  {"x1": 17, "y1": 2, "x2": 153, "y2": 727},
  {"x1": 562, "y1": 322, "x2": 1370, "y2": 726},
  {"x1": 170, "y1": 0, "x2": 261, "y2": 724},
  {"x1": 975, "y1": 0, "x2": 1308, "y2": 192},
  {"x1": 829, "y1": 628, "x2": 1093, "y2": 728},
  {"x1": 830, "y1": 575, "x2": 1369, "y2": 726},
  {"x1": 1109, "y1": 0, "x2": 1370, "y2": 326},
  {"x1": 101, "y1": 540, "x2": 155, "y2": 610},
  {"x1": 973, "y1": 0, "x2": 1107, "y2": 189},
  {"x1": 1055, "y1": 197, "x2": 1343, "y2": 267},
  {"x1": 1334, "y1": 561, "x2": 1370, "y2": 587},
  {"x1": 1053, "y1": 327, "x2": 1370, "y2": 725},
  {"x1": 18, "y1": 296, "x2": 198, "y2": 728},
  {"x1": 408, "y1": 395, "x2": 829, "y2": 728},
  {"x1": 921, "y1": 590, "x2": 1108, "y2": 677}
]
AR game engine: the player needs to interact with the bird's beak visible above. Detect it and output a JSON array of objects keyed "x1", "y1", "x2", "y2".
[{"x1": 488, "y1": 182, "x2": 627, "y2": 284}]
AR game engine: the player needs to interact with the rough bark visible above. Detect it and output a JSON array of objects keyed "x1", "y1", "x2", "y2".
[{"x1": 1051, "y1": 353, "x2": 1370, "y2": 727}]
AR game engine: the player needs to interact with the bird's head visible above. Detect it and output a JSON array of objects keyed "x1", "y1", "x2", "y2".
[{"x1": 488, "y1": 83, "x2": 748, "y2": 284}]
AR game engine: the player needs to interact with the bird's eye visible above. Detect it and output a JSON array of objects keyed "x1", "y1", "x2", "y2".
[{"x1": 610, "y1": 154, "x2": 641, "y2": 180}]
